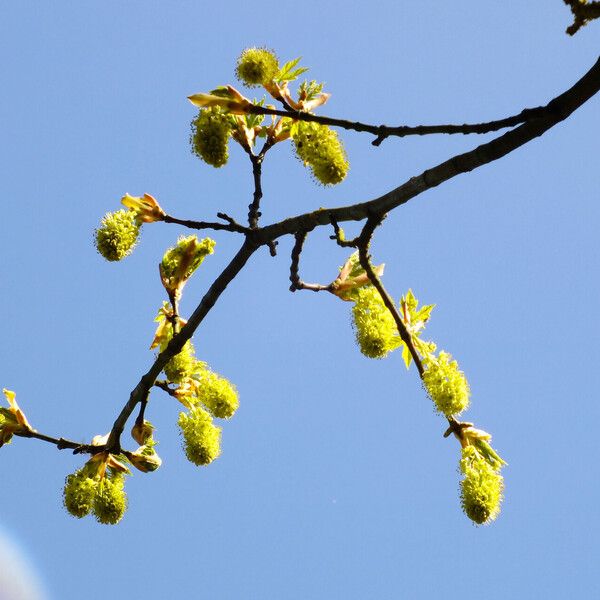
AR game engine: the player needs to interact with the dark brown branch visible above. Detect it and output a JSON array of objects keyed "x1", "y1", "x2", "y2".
[
  {"x1": 246, "y1": 139, "x2": 275, "y2": 229},
  {"x1": 253, "y1": 57, "x2": 600, "y2": 245},
  {"x1": 564, "y1": 0, "x2": 600, "y2": 35},
  {"x1": 14, "y1": 429, "x2": 98, "y2": 455},
  {"x1": 105, "y1": 239, "x2": 259, "y2": 453},
  {"x1": 154, "y1": 380, "x2": 178, "y2": 397},
  {"x1": 164, "y1": 214, "x2": 250, "y2": 234},
  {"x1": 289, "y1": 231, "x2": 332, "y2": 292},
  {"x1": 248, "y1": 155, "x2": 263, "y2": 228},
  {"x1": 248, "y1": 102, "x2": 550, "y2": 146}
]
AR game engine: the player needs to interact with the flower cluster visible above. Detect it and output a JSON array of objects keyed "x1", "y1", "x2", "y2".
[
  {"x1": 235, "y1": 47, "x2": 279, "y2": 87},
  {"x1": 351, "y1": 287, "x2": 402, "y2": 359},
  {"x1": 190, "y1": 107, "x2": 232, "y2": 167},
  {"x1": 151, "y1": 299, "x2": 239, "y2": 467},
  {"x1": 422, "y1": 351, "x2": 470, "y2": 417},
  {"x1": 63, "y1": 454, "x2": 130, "y2": 525},
  {"x1": 94, "y1": 209, "x2": 140, "y2": 261},
  {"x1": 188, "y1": 48, "x2": 348, "y2": 186},
  {"x1": 459, "y1": 444, "x2": 504, "y2": 525},
  {"x1": 178, "y1": 406, "x2": 222, "y2": 466},
  {"x1": 164, "y1": 340, "x2": 197, "y2": 384},
  {"x1": 291, "y1": 121, "x2": 349, "y2": 185}
]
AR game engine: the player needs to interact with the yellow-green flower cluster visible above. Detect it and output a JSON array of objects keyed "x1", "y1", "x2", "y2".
[
  {"x1": 190, "y1": 107, "x2": 232, "y2": 167},
  {"x1": 292, "y1": 121, "x2": 349, "y2": 185},
  {"x1": 459, "y1": 445, "x2": 504, "y2": 525},
  {"x1": 422, "y1": 351, "x2": 470, "y2": 416},
  {"x1": 94, "y1": 209, "x2": 140, "y2": 261},
  {"x1": 93, "y1": 473, "x2": 127, "y2": 525},
  {"x1": 194, "y1": 370, "x2": 239, "y2": 419},
  {"x1": 178, "y1": 407, "x2": 221, "y2": 466},
  {"x1": 235, "y1": 47, "x2": 279, "y2": 87},
  {"x1": 351, "y1": 287, "x2": 401, "y2": 359},
  {"x1": 63, "y1": 470, "x2": 98, "y2": 518},
  {"x1": 164, "y1": 340, "x2": 197, "y2": 384},
  {"x1": 63, "y1": 466, "x2": 128, "y2": 525}
]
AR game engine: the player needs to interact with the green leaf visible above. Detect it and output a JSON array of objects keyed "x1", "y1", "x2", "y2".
[
  {"x1": 402, "y1": 343, "x2": 412, "y2": 370},
  {"x1": 415, "y1": 303, "x2": 435, "y2": 323},
  {"x1": 286, "y1": 67, "x2": 309, "y2": 81},
  {"x1": 276, "y1": 57, "x2": 303, "y2": 81},
  {"x1": 473, "y1": 439, "x2": 507, "y2": 470},
  {"x1": 209, "y1": 86, "x2": 234, "y2": 98}
]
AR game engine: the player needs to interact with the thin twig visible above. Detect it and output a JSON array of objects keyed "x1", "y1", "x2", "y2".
[
  {"x1": 164, "y1": 214, "x2": 250, "y2": 234},
  {"x1": 289, "y1": 231, "x2": 332, "y2": 292},
  {"x1": 14, "y1": 429, "x2": 98, "y2": 455},
  {"x1": 329, "y1": 219, "x2": 360, "y2": 248},
  {"x1": 247, "y1": 104, "x2": 550, "y2": 146}
]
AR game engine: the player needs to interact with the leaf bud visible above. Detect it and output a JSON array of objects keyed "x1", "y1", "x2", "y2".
[
  {"x1": 121, "y1": 193, "x2": 165, "y2": 223},
  {"x1": 330, "y1": 252, "x2": 385, "y2": 301},
  {"x1": 94, "y1": 209, "x2": 140, "y2": 262},
  {"x1": 126, "y1": 442, "x2": 162, "y2": 473},
  {"x1": 178, "y1": 407, "x2": 221, "y2": 466},
  {"x1": 160, "y1": 235, "x2": 216, "y2": 296},
  {"x1": 131, "y1": 419, "x2": 155, "y2": 446},
  {"x1": 235, "y1": 47, "x2": 279, "y2": 87},
  {"x1": 422, "y1": 351, "x2": 470, "y2": 416},
  {"x1": 0, "y1": 389, "x2": 32, "y2": 447}
]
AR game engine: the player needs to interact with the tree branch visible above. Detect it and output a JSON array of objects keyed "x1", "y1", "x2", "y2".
[
  {"x1": 564, "y1": 0, "x2": 600, "y2": 35},
  {"x1": 253, "y1": 57, "x2": 600, "y2": 244},
  {"x1": 249, "y1": 100, "x2": 552, "y2": 146},
  {"x1": 164, "y1": 213, "x2": 250, "y2": 234},
  {"x1": 105, "y1": 239, "x2": 259, "y2": 453},
  {"x1": 14, "y1": 429, "x2": 98, "y2": 454}
]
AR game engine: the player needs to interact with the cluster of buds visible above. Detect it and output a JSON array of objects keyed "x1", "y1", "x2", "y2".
[
  {"x1": 125, "y1": 420, "x2": 162, "y2": 473},
  {"x1": 187, "y1": 48, "x2": 348, "y2": 185},
  {"x1": 160, "y1": 235, "x2": 216, "y2": 301},
  {"x1": 0, "y1": 389, "x2": 32, "y2": 447}
]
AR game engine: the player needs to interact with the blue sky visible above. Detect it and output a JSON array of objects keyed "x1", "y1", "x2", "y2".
[{"x1": 0, "y1": 2, "x2": 598, "y2": 599}]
